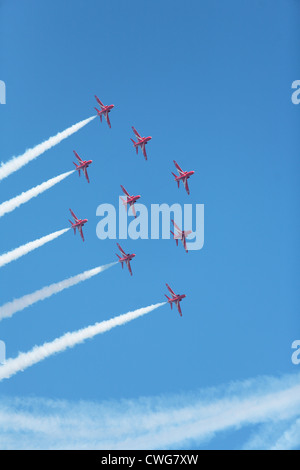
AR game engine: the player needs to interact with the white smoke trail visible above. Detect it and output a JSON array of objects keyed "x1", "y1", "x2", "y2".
[
  {"x1": 0, "y1": 303, "x2": 165, "y2": 381},
  {"x1": 0, "y1": 171, "x2": 75, "y2": 218},
  {"x1": 0, "y1": 116, "x2": 96, "y2": 181},
  {"x1": 0, "y1": 262, "x2": 118, "y2": 321},
  {"x1": 0, "y1": 228, "x2": 69, "y2": 268}
]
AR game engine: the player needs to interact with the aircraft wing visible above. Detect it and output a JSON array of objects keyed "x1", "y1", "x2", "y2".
[
  {"x1": 131, "y1": 203, "x2": 137, "y2": 218},
  {"x1": 141, "y1": 143, "x2": 147, "y2": 160},
  {"x1": 126, "y1": 260, "x2": 133, "y2": 276},
  {"x1": 120, "y1": 185, "x2": 130, "y2": 197},
  {"x1": 184, "y1": 178, "x2": 190, "y2": 195},
  {"x1": 166, "y1": 283, "x2": 176, "y2": 296},
  {"x1": 171, "y1": 219, "x2": 182, "y2": 234},
  {"x1": 69, "y1": 209, "x2": 79, "y2": 222},
  {"x1": 84, "y1": 168, "x2": 90, "y2": 183},
  {"x1": 73, "y1": 151, "x2": 83, "y2": 163},
  {"x1": 183, "y1": 236, "x2": 188, "y2": 253},
  {"x1": 174, "y1": 160, "x2": 184, "y2": 175},
  {"x1": 132, "y1": 126, "x2": 142, "y2": 140},
  {"x1": 95, "y1": 95, "x2": 104, "y2": 109},
  {"x1": 104, "y1": 111, "x2": 111, "y2": 129},
  {"x1": 177, "y1": 301, "x2": 183, "y2": 317},
  {"x1": 117, "y1": 243, "x2": 126, "y2": 256},
  {"x1": 79, "y1": 225, "x2": 85, "y2": 242}
]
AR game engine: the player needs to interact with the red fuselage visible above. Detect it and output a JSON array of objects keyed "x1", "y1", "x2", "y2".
[
  {"x1": 133, "y1": 136, "x2": 152, "y2": 147},
  {"x1": 71, "y1": 218, "x2": 88, "y2": 230},
  {"x1": 77, "y1": 160, "x2": 92, "y2": 171},
  {"x1": 168, "y1": 294, "x2": 186, "y2": 305},
  {"x1": 127, "y1": 195, "x2": 141, "y2": 206},
  {"x1": 119, "y1": 253, "x2": 135, "y2": 263},
  {"x1": 175, "y1": 170, "x2": 195, "y2": 182},
  {"x1": 96, "y1": 104, "x2": 114, "y2": 116}
]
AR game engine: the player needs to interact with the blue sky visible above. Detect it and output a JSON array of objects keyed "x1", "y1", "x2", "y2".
[{"x1": 0, "y1": 0, "x2": 299, "y2": 449}]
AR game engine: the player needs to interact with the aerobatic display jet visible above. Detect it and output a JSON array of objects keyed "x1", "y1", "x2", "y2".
[
  {"x1": 172, "y1": 160, "x2": 195, "y2": 195},
  {"x1": 165, "y1": 284, "x2": 186, "y2": 317},
  {"x1": 170, "y1": 219, "x2": 192, "y2": 253},
  {"x1": 120, "y1": 185, "x2": 141, "y2": 218},
  {"x1": 69, "y1": 209, "x2": 88, "y2": 242},
  {"x1": 73, "y1": 150, "x2": 92, "y2": 183},
  {"x1": 94, "y1": 95, "x2": 114, "y2": 128},
  {"x1": 130, "y1": 126, "x2": 152, "y2": 160},
  {"x1": 116, "y1": 243, "x2": 136, "y2": 276}
]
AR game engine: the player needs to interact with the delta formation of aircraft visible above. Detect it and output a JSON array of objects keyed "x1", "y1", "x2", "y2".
[{"x1": 68, "y1": 95, "x2": 197, "y2": 315}]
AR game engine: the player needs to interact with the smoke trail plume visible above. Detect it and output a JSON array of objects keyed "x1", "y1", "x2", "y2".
[
  {"x1": 0, "y1": 229, "x2": 69, "y2": 268},
  {"x1": 0, "y1": 262, "x2": 117, "y2": 321},
  {"x1": 0, "y1": 171, "x2": 75, "y2": 218},
  {"x1": 0, "y1": 303, "x2": 165, "y2": 381},
  {"x1": 0, "y1": 116, "x2": 96, "y2": 181}
]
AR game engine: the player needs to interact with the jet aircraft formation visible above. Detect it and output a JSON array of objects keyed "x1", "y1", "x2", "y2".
[{"x1": 69, "y1": 95, "x2": 195, "y2": 316}]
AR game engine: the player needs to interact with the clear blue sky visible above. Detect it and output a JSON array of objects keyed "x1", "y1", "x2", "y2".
[{"x1": 0, "y1": 0, "x2": 299, "y2": 449}]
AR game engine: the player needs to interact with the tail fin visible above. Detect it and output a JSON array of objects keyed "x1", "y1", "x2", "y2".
[
  {"x1": 69, "y1": 220, "x2": 76, "y2": 235},
  {"x1": 73, "y1": 162, "x2": 80, "y2": 176},
  {"x1": 94, "y1": 108, "x2": 102, "y2": 122},
  {"x1": 165, "y1": 295, "x2": 172, "y2": 309},
  {"x1": 120, "y1": 197, "x2": 127, "y2": 209},
  {"x1": 172, "y1": 173, "x2": 180, "y2": 188},
  {"x1": 116, "y1": 254, "x2": 123, "y2": 268},
  {"x1": 131, "y1": 139, "x2": 138, "y2": 154},
  {"x1": 170, "y1": 231, "x2": 179, "y2": 246}
]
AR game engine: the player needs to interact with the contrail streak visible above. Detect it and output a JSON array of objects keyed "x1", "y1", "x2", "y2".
[
  {"x1": 0, "y1": 228, "x2": 69, "y2": 268},
  {"x1": 0, "y1": 262, "x2": 118, "y2": 321},
  {"x1": 0, "y1": 171, "x2": 75, "y2": 218},
  {"x1": 0, "y1": 116, "x2": 96, "y2": 181},
  {"x1": 0, "y1": 303, "x2": 166, "y2": 381}
]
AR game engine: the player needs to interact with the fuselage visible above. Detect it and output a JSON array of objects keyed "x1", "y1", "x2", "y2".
[
  {"x1": 176, "y1": 170, "x2": 195, "y2": 181},
  {"x1": 134, "y1": 136, "x2": 152, "y2": 147},
  {"x1": 127, "y1": 195, "x2": 141, "y2": 205},
  {"x1": 170, "y1": 294, "x2": 186, "y2": 304},
  {"x1": 78, "y1": 160, "x2": 92, "y2": 170},
  {"x1": 72, "y1": 219, "x2": 88, "y2": 229},
  {"x1": 97, "y1": 104, "x2": 114, "y2": 115},
  {"x1": 120, "y1": 253, "x2": 136, "y2": 263}
]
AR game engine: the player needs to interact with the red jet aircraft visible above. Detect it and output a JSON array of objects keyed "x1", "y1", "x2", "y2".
[
  {"x1": 165, "y1": 284, "x2": 186, "y2": 317},
  {"x1": 170, "y1": 219, "x2": 192, "y2": 253},
  {"x1": 120, "y1": 185, "x2": 141, "y2": 218},
  {"x1": 94, "y1": 95, "x2": 114, "y2": 129},
  {"x1": 73, "y1": 151, "x2": 92, "y2": 183},
  {"x1": 130, "y1": 126, "x2": 152, "y2": 160},
  {"x1": 116, "y1": 243, "x2": 136, "y2": 276},
  {"x1": 69, "y1": 209, "x2": 88, "y2": 242},
  {"x1": 172, "y1": 160, "x2": 195, "y2": 195}
]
